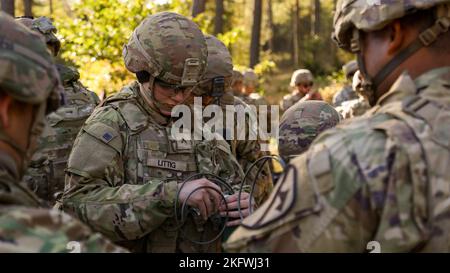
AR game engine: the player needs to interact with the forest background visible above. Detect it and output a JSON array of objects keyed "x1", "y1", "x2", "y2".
[{"x1": 1, "y1": 0, "x2": 354, "y2": 104}]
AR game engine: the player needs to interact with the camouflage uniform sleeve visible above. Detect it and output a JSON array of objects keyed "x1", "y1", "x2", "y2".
[
  {"x1": 225, "y1": 117, "x2": 424, "y2": 252},
  {"x1": 61, "y1": 106, "x2": 178, "y2": 242},
  {"x1": 0, "y1": 207, "x2": 127, "y2": 252},
  {"x1": 230, "y1": 101, "x2": 273, "y2": 206},
  {"x1": 232, "y1": 139, "x2": 273, "y2": 206}
]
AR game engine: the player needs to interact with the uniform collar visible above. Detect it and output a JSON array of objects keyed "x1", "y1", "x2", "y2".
[
  {"x1": 133, "y1": 82, "x2": 171, "y2": 126},
  {"x1": 376, "y1": 67, "x2": 450, "y2": 107},
  {"x1": 376, "y1": 71, "x2": 417, "y2": 106}
]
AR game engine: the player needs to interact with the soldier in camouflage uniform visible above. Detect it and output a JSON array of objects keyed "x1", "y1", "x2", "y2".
[
  {"x1": 16, "y1": 16, "x2": 100, "y2": 206},
  {"x1": 0, "y1": 12, "x2": 125, "y2": 253},
  {"x1": 193, "y1": 34, "x2": 273, "y2": 208},
  {"x1": 332, "y1": 60, "x2": 359, "y2": 107},
  {"x1": 60, "y1": 12, "x2": 254, "y2": 253},
  {"x1": 278, "y1": 101, "x2": 341, "y2": 163},
  {"x1": 239, "y1": 70, "x2": 277, "y2": 181},
  {"x1": 240, "y1": 69, "x2": 268, "y2": 107},
  {"x1": 280, "y1": 69, "x2": 322, "y2": 112},
  {"x1": 336, "y1": 70, "x2": 371, "y2": 119},
  {"x1": 231, "y1": 70, "x2": 244, "y2": 98},
  {"x1": 226, "y1": 0, "x2": 450, "y2": 252}
]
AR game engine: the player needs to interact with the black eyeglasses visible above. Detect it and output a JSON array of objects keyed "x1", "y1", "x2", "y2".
[{"x1": 154, "y1": 78, "x2": 195, "y2": 98}]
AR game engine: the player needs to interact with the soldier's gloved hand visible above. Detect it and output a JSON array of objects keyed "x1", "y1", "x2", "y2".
[
  {"x1": 177, "y1": 178, "x2": 223, "y2": 221},
  {"x1": 219, "y1": 192, "x2": 255, "y2": 227}
]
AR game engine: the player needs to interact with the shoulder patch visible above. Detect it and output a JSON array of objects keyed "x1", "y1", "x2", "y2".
[
  {"x1": 102, "y1": 132, "x2": 114, "y2": 143},
  {"x1": 83, "y1": 122, "x2": 122, "y2": 153}
]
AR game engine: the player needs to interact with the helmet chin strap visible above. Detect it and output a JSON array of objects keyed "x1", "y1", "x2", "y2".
[
  {"x1": 351, "y1": 6, "x2": 450, "y2": 106},
  {"x1": 139, "y1": 77, "x2": 170, "y2": 115}
]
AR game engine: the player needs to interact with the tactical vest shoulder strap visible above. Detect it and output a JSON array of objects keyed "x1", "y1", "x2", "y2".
[{"x1": 103, "y1": 85, "x2": 149, "y2": 132}]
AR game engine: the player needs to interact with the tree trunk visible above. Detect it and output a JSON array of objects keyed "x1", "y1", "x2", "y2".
[
  {"x1": 266, "y1": 0, "x2": 275, "y2": 52},
  {"x1": 292, "y1": 0, "x2": 300, "y2": 67},
  {"x1": 61, "y1": 0, "x2": 73, "y2": 17},
  {"x1": 191, "y1": 0, "x2": 206, "y2": 18},
  {"x1": 214, "y1": 0, "x2": 224, "y2": 35},
  {"x1": 23, "y1": 0, "x2": 32, "y2": 17},
  {"x1": 250, "y1": 0, "x2": 262, "y2": 68},
  {"x1": 49, "y1": 0, "x2": 53, "y2": 15},
  {"x1": 1, "y1": 0, "x2": 15, "y2": 16},
  {"x1": 312, "y1": 0, "x2": 321, "y2": 36}
]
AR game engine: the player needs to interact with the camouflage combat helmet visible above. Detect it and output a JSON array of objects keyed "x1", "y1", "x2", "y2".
[
  {"x1": 0, "y1": 12, "x2": 62, "y2": 169},
  {"x1": 278, "y1": 100, "x2": 341, "y2": 161},
  {"x1": 242, "y1": 69, "x2": 258, "y2": 87},
  {"x1": 290, "y1": 69, "x2": 314, "y2": 87},
  {"x1": 333, "y1": 0, "x2": 450, "y2": 105},
  {"x1": 342, "y1": 60, "x2": 358, "y2": 80},
  {"x1": 123, "y1": 12, "x2": 207, "y2": 87},
  {"x1": 232, "y1": 70, "x2": 243, "y2": 85},
  {"x1": 195, "y1": 35, "x2": 233, "y2": 97},
  {"x1": 16, "y1": 16, "x2": 61, "y2": 56}
]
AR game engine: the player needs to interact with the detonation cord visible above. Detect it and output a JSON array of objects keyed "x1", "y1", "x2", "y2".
[{"x1": 173, "y1": 155, "x2": 287, "y2": 244}]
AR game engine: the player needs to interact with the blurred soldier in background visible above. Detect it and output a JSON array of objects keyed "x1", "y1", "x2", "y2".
[
  {"x1": 193, "y1": 34, "x2": 273, "y2": 207},
  {"x1": 16, "y1": 16, "x2": 100, "y2": 206},
  {"x1": 281, "y1": 69, "x2": 321, "y2": 112},
  {"x1": 240, "y1": 69, "x2": 268, "y2": 107},
  {"x1": 332, "y1": 60, "x2": 359, "y2": 107},
  {"x1": 336, "y1": 70, "x2": 371, "y2": 119},
  {"x1": 231, "y1": 69, "x2": 244, "y2": 98}
]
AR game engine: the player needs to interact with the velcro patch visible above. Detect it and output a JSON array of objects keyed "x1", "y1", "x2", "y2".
[
  {"x1": 147, "y1": 158, "x2": 197, "y2": 172},
  {"x1": 102, "y1": 132, "x2": 114, "y2": 143}
]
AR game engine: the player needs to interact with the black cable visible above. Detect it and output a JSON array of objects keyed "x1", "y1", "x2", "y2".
[
  {"x1": 173, "y1": 172, "x2": 233, "y2": 245},
  {"x1": 171, "y1": 154, "x2": 287, "y2": 245},
  {"x1": 237, "y1": 154, "x2": 287, "y2": 219},
  {"x1": 179, "y1": 185, "x2": 229, "y2": 245}
]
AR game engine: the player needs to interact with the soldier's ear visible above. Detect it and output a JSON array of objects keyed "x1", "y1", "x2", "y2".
[
  {"x1": 0, "y1": 94, "x2": 13, "y2": 129},
  {"x1": 387, "y1": 21, "x2": 406, "y2": 56}
]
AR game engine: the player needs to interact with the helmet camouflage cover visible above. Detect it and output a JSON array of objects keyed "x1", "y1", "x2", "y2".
[
  {"x1": 232, "y1": 69, "x2": 243, "y2": 84},
  {"x1": 242, "y1": 69, "x2": 258, "y2": 87},
  {"x1": 16, "y1": 16, "x2": 61, "y2": 56},
  {"x1": 290, "y1": 69, "x2": 314, "y2": 87},
  {"x1": 278, "y1": 100, "x2": 341, "y2": 161},
  {"x1": 195, "y1": 34, "x2": 233, "y2": 96},
  {"x1": 123, "y1": 12, "x2": 208, "y2": 87},
  {"x1": 332, "y1": 0, "x2": 450, "y2": 52}
]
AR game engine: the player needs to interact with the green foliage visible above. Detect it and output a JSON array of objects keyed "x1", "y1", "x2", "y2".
[
  {"x1": 31, "y1": 0, "x2": 353, "y2": 101},
  {"x1": 56, "y1": 0, "x2": 163, "y2": 94}
]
